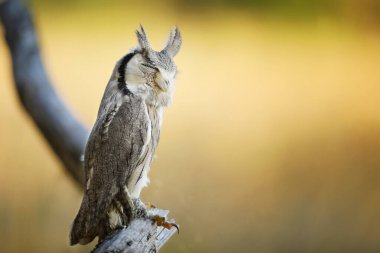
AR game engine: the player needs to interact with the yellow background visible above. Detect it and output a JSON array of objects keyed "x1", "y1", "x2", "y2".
[{"x1": 1, "y1": 1, "x2": 380, "y2": 252}]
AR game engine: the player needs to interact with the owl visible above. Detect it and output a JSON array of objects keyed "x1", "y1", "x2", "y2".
[{"x1": 70, "y1": 25, "x2": 181, "y2": 245}]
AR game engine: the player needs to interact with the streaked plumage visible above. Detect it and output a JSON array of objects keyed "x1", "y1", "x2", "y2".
[{"x1": 70, "y1": 25, "x2": 181, "y2": 245}]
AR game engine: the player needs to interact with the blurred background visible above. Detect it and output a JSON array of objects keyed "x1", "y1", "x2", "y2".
[{"x1": 1, "y1": 0, "x2": 380, "y2": 252}]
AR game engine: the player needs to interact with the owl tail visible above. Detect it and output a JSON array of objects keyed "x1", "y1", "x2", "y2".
[{"x1": 69, "y1": 196, "x2": 99, "y2": 245}]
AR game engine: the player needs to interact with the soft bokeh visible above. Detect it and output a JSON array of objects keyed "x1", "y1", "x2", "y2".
[{"x1": 1, "y1": 0, "x2": 380, "y2": 252}]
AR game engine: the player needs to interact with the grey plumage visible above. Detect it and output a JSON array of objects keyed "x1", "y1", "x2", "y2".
[{"x1": 70, "y1": 25, "x2": 181, "y2": 245}]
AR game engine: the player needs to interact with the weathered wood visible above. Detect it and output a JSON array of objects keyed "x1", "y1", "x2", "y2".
[
  {"x1": 0, "y1": 0, "x2": 178, "y2": 251},
  {"x1": 93, "y1": 209, "x2": 178, "y2": 253}
]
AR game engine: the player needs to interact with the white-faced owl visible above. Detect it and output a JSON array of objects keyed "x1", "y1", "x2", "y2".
[{"x1": 70, "y1": 25, "x2": 181, "y2": 245}]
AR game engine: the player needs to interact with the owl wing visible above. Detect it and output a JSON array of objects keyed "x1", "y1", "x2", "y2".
[{"x1": 70, "y1": 96, "x2": 149, "y2": 245}]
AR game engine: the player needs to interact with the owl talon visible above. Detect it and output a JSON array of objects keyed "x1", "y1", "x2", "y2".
[
  {"x1": 168, "y1": 223, "x2": 180, "y2": 234},
  {"x1": 152, "y1": 215, "x2": 179, "y2": 234}
]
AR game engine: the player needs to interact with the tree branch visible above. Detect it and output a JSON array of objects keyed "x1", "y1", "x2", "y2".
[
  {"x1": 93, "y1": 209, "x2": 178, "y2": 253},
  {"x1": 0, "y1": 0, "x2": 87, "y2": 186},
  {"x1": 0, "y1": 0, "x2": 177, "y2": 252}
]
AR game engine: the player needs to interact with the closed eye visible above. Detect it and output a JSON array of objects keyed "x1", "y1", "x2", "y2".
[{"x1": 141, "y1": 63, "x2": 158, "y2": 71}]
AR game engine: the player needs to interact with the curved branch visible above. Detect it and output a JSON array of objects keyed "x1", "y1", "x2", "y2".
[
  {"x1": 0, "y1": 1, "x2": 178, "y2": 252},
  {"x1": 0, "y1": 0, "x2": 87, "y2": 186}
]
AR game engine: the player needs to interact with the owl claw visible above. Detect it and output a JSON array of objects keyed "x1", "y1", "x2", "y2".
[
  {"x1": 170, "y1": 223, "x2": 180, "y2": 234},
  {"x1": 152, "y1": 215, "x2": 179, "y2": 234}
]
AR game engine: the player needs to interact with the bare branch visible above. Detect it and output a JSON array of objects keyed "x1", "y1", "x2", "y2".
[
  {"x1": 0, "y1": 0, "x2": 87, "y2": 186},
  {"x1": 0, "y1": 1, "x2": 178, "y2": 252},
  {"x1": 93, "y1": 209, "x2": 178, "y2": 253}
]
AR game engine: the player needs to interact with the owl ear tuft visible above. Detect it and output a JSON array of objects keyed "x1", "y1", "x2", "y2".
[
  {"x1": 162, "y1": 26, "x2": 182, "y2": 57},
  {"x1": 136, "y1": 25, "x2": 152, "y2": 53}
]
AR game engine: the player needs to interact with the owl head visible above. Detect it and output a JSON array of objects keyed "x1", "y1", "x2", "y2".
[{"x1": 118, "y1": 25, "x2": 182, "y2": 107}]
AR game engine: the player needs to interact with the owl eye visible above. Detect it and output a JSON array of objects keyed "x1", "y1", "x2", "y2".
[{"x1": 141, "y1": 63, "x2": 158, "y2": 71}]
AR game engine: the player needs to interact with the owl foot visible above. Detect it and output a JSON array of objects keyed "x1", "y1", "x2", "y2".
[{"x1": 152, "y1": 215, "x2": 179, "y2": 234}]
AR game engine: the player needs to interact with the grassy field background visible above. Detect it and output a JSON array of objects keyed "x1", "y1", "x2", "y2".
[{"x1": 1, "y1": 1, "x2": 380, "y2": 252}]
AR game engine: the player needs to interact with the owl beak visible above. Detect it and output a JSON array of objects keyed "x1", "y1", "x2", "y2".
[
  {"x1": 156, "y1": 84, "x2": 164, "y2": 91},
  {"x1": 156, "y1": 80, "x2": 169, "y2": 92}
]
